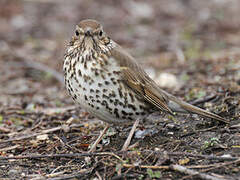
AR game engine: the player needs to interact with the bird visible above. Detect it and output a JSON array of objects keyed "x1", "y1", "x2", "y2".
[{"x1": 63, "y1": 19, "x2": 228, "y2": 152}]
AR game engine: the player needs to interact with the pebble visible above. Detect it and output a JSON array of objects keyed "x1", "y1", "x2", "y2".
[
  {"x1": 155, "y1": 73, "x2": 179, "y2": 89},
  {"x1": 135, "y1": 128, "x2": 158, "y2": 139}
]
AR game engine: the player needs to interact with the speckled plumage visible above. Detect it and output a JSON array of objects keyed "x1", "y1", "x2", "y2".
[{"x1": 63, "y1": 19, "x2": 228, "y2": 125}]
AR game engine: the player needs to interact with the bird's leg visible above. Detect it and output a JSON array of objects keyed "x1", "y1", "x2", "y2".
[
  {"x1": 121, "y1": 118, "x2": 140, "y2": 151},
  {"x1": 88, "y1": 124, "x2": 110, "y2": 152}
]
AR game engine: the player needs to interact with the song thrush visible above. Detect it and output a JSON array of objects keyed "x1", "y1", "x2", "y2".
[{"x1": 63, "y1": 19, "x2": 228, "y2": 151}]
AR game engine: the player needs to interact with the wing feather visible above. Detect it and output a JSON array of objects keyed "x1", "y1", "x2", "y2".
[{"x1": 121, "y1": 67, "x2": 173, "y2": 114}]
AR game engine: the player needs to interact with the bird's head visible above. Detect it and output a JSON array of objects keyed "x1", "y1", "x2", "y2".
[{"x1": 70, "y1": 19, "x2": 114, "y2": 53}]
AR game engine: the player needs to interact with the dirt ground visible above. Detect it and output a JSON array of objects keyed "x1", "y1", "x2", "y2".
[{"x1": 0, "y1": 0, "x2": 240, "y2": 179}]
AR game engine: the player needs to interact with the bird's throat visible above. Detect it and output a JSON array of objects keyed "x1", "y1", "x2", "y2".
[{"x1": 84, "y1": 37, "x2": 95, "y2": 51}]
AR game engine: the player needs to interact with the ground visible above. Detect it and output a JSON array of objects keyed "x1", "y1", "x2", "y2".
[{"x1": 0, "y1": 0, "x2": 240, "y2": 179}]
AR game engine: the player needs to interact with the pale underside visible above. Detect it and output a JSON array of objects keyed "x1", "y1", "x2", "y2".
[{"x1": 64, "y1": 43, "x2": 151, "y2": 124}]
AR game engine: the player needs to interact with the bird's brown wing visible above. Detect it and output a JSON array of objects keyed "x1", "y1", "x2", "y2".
[
  {"x1": 120, "y1": 66, "x2": 174, "y2": 114},
  {"x1": 111, "y1": 45, "x2": 173, "y2": 114}
]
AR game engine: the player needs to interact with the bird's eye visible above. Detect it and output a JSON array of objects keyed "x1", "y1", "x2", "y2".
[
  {"x1": 99, "y1": 30, "x2": 103, "y2": 37},
  {"x1": 75, "y1": 30, "x2": 79, "y2": 36}
]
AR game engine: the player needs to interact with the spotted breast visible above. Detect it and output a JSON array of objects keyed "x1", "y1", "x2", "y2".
[{"x1": 64, "y1": 38, "x2": 151, "y2": 124}]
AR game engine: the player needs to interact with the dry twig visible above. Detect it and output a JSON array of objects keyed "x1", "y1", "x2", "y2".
[
  {"x1": 171, "y1": 164, "x2": 225, "y2": 180},
  {"x1": 0, "y1": 124, "x2": 83, "y2": 144}
]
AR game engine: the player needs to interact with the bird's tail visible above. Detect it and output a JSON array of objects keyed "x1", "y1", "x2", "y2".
[{"x1": 165, "y1": 92, "x2": 228, "y2": 123}]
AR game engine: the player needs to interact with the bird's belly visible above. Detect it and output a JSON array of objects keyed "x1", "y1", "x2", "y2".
[{"x1": 64, "y1": 56, "x2": 150, "y2": 124}]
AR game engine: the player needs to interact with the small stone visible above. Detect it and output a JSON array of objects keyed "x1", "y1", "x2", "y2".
[
  {"x1": 8, "y1": 169, "x2": 20, "y2": 176},
  {"x1": 36, "y1": 134, "x2": 49, "y2": 141},
  {"x1": 221, "y1": 154, "x2": 232, "y2": 158},
  {"x1": 166, "y1": 123, "x2": 180, "y2": 131},
  {"x1": 135, "y1": 129, "x2": 157, "y2": 139},
  {"x1": 155, "y1": 73, "x2": 178, "y2": 89}
]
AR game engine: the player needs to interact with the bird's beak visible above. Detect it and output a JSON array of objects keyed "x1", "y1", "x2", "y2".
[{"x1": 84, "y1": 27, "x2": 93, "y2": 37}]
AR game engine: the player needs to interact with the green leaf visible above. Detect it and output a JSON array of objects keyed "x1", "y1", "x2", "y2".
[{"x1": 147, "y1": 169, "x2": 161, "y2": 178}]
